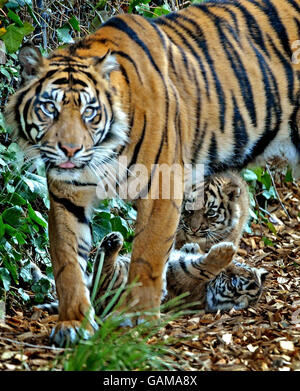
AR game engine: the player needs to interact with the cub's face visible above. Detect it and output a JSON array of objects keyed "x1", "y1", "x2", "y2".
[
  {"x1": 179, "y1": 176, "x2": 241, "y2": 245},
  {"x1": 6, "y1": 45, "x2": 127, "y2": 182}
]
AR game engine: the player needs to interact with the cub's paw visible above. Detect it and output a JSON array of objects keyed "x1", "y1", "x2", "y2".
[
  {"x1": 100, "y1": 232, "x2": 124, "y2": 255},
  {"x1": 35, "y1": 301, "x2": 59, "y2": 315},
  {"x1": 208, "y1": 242, "x2": 236, "y2": 267},
  {"x1": 50, "y1": 319, "x2": 98, "y2": 347},
  {"x1": 181, "y1": 242, "x2": 200, "y2": 254}
]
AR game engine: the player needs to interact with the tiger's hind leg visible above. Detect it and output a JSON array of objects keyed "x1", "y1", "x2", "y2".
[{"x1": 201, "y1": 242, "x2": 236, "y2": 277}]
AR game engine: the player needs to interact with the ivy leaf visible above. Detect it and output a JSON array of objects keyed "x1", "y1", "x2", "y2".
[
  {"x1": 20, "y1": 262, "x2": 32, "y2": 283},
  {"x1": 68, "y1": 16, "x2": 80, "y2": 32},
  {"x1": 7, "y1": 9, "x2": 24, "y2": 27},
  {"x1": 1, "y1": 205, "x2": 23, "y2": 227},
  {"x1": 1, "y1": 25, "x2": 24, "y2": 53},
  {"x1": 285, "y1": 169, "x2": 293, "y2": 183},
  {"x1": 242, "y1": 169, "x2": 257, "y2": 182},
  {"x1": 18, "y1": 288, "x2": 30, "y2": 302},
  {"x1": 154, "y1": 4, "x2": 171, "y2": 17},
  {"x1": 27, "y1": 203, "x2": 47, "y2": 228},
  {"x1": 262, "y1": 236, "x2": 275, "y2": 247},
  {"x1": 0, "y1": 268, "x2": 11, "y2": 291},
  {"x1": 0, "y1": 68, "x2": 11, "y2": 79},
  {"x1": 0, "y1": 216, "x2": 5, "y2": 239},
  {"x1": 57, "y1": 26, "x2": 74, "y2": 44},
  {"x1": 1, "y1": 22, "x2": 34, "y2": 53},
  {"x1": 128, "y1": 0, "x2": 150, "y2": 13},
  {"x1": 267, "y1": 222, "x2": 277, "y2": 235},
  {"x1": 18, "y1": 21, "x2": 34, "y2": 36}
]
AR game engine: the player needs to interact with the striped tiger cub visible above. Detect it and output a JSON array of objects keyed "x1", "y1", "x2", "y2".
[
  {"x1": 5, "y1": 0, "x2": 300, "y2": 343},
  {"x1": 92, "y1": 232, "x2": 267, "y2": 313},
  {"x1": 176, "y1": 171, "x2": 250, "y2": 252}
]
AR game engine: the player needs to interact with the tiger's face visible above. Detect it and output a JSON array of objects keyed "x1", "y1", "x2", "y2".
[
  {"x1": 179, "y1": 176, "x2": 241, "y2": 248},
  {"x1": 6, "y1": 45, "x2": 128, "y2": 182},
  {"x1": 206, "y1": 262, "x2": 268, "y2": 312}
]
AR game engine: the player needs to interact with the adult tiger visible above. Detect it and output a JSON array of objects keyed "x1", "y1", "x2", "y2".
[{"x1": 5, "y1": 0, "x2": 300, "y2": 345}]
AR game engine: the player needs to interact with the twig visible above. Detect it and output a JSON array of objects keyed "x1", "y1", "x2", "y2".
[
  {"x1": 266, "y1": 163, "x2": 291, "y2": 219},
  {"x1": 0, "y1": 336, "x2": 71, "y2": 351}
]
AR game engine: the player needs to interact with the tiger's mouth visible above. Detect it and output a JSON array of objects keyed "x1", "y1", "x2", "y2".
[{"x1": 46, "y1": 159, "x2": 88, "y2": 171}]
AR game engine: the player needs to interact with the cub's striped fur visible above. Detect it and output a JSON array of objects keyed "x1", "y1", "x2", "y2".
[
  {"x1": 176, "y1": 171, "x2": 250, "y2": 252},
  {"x1": 5, "y1": 0, "x2": 300, "y2": 343},
  {"x1": 91, "y1": 233, "x2": 267, "y2": 313}
]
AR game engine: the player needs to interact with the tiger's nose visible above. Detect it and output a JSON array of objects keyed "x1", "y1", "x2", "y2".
[
  {"x1": 58, "y1": 142, "x2": 82, "y2": 157},
  {"x1": 191, "y1": 227, "x2": 199, "y2": 232}
]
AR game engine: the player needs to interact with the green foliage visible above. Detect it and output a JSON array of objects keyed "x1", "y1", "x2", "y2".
[
  {"x1": 0, "y1": 138, "x2": 50, "y2": 300},
  {"x1": 128, "y1": 0, "x2": 171, "y2": 18},
  {"x1": 63, "y1": 293, "x2": 190, "y2": 371},
  {"x1": 0, "y1": 1, "x2": 34, "y2": 53},
  {"x1": 242, "y1": 165, "x2": 292, "y2": 235}
]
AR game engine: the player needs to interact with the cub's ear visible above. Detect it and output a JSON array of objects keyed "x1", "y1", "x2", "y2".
[
  {"x1": 91, "y1": 50, "x2": 119, "y2": 80},
  {"x1": 19, "y1": 44, "x2": 43, "y2": 83},
  {"x1": 257, "y1": 268, "x2": 268, "y2": 283},
  {"x1": 224, "y1": 182, "x2": 241, "y2": 201}
]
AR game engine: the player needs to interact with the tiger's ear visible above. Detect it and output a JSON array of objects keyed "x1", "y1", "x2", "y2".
[
  {"x1": 92, "y1": 50, "x2": 119, "y2": 80},
  {"x1": 224, "y1": 182, "x2": 241, "y2": 201},
  {"x1": 257, "y1": 268, "x2": 268, "y2": 283},
  {"x1": 19, "y1": 44, "x2": 43, "y2": 82}
]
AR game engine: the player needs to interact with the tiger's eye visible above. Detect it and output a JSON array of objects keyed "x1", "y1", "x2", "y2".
[
  {"x1": 83, "y1": 106, "x2": 97, "y2": 120},
  {"x1": 40, "y1": 101, "x2": 57, "y2": 116},
  {"x1": 207, "y1": 209, "x2": 216, "y2": 217}
]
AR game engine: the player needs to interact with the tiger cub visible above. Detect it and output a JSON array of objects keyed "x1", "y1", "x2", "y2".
[
  {"x1": 176, "y1": 171, "x2": 250, "y2": 253},
  {"x1": 92, "y1": 232, "x2": 267, "y2": 313}
]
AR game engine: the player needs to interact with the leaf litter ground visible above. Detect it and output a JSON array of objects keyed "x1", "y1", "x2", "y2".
[{"x1": 0, "y1": 177, "x2": 299, "y2": 371}]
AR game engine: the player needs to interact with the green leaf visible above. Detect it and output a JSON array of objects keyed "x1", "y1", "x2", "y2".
[
  {"x1": 22, "y1": 172, "x2": 47, "y2": 195},
  {"x1": 0, "y1": 216, "x2": 5, "y2": 239},
  {"x1": 15, "y1": 232, "x2": 26, "y2": 245},
  {"x1": 20, "y1": 263, "x2": 32, "y2": 283},
  {"x1": 249, "y1": 208, "x2": 258, "y2": 220},
  {"x1": 1, "y1": 25, "x2": 24, "y2": 53},
  {"x1": 285, "y1": 169, "x2": 293, "y2": 183},
  {"x1": 27, "y1": 203, "x2": 47, "y2": 228},
  {"x1": 18, "y1": 21, "x2": 34, "y2": 36},
  {"x1": 57, "y1": 26, "x2": 74, "y2": 44},
  {"x1": 267, "y1": 222, "x2": 277, "y2": 235},
  {"x1": 260, "y1": 173, "x2": 272, "y2": 190},
  {"x1": 262, "y1": 187, "x2": 276, "y2": 200},
  {"x1": 6, "y1": 193, "x2": 26, "y2": 206},
  {"x1": 262, "y1": 236, "x2": 275, "y2": 247},
  {"x1": 242, "y1": 169, "x2": 257, "y2": 182},
  {"x1": 18, "y1": 288, "x2": 30, "y2": 302},
  {"x1": 4, "y1": 223, "x2": 18, "y2": 237},
  {"x1": 128, "y1": 0, "x2": 150, "y2": 13},
  {"x1": 33, "y1": 293, "x2": 45, "y2": 303},
  {"x1": 68, "y1": 16, "x2": 80, "y2": 32},
  {"x1": 7, "y1": 9, "x2": 24, "y2": 27},
  {"x1": 0, "y1": 268, "x2": 11, "y2": 291},
  {"x1": 1, "y1": 205, "x2": 23, "y2": 227},
  {"x1": 111, "y1": 216, "x2": 130, "y2": 238},
  {"x1": 0, "y1": 68, "x2": 11, "y2": 79},
  {"x1": 154, "y1": 4, "x2": 171, "y2": 17},
  {"x1": 0, "y1": 157, "x2": 7, "y2": 166}
]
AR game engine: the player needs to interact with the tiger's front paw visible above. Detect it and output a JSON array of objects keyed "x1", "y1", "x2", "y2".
[
  {"x1": 100, "y1": 232, "x2": 124, "y2": 255},
  {"x1": 208, "y1": 242, "x2": 236, "y2": 267},
  {"x1": 180, "y1": 242, "x2": 200, "y2": 254},
  {"x1": 50, "y1": 318, "x2": 98, "y2": 347}
]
